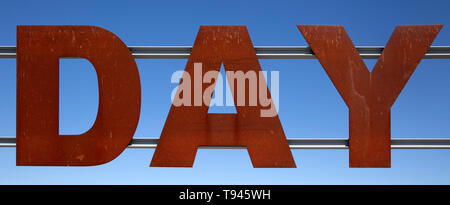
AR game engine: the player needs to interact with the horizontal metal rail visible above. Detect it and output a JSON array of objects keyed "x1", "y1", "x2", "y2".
[
  {"x1": 1, "y1": 46, "x2": 450, "y2": 59},
  {"x1": 1, "y1": 137, "x2": 450, "y2": 149}
]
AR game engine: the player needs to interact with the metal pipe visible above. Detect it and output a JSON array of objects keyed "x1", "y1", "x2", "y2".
[
  {"x1": 1, "y1": 46, "x2": 450, "y2": 59},
  {"x1": 2, "y1": 137, "x2": 450, "y2": 149}
]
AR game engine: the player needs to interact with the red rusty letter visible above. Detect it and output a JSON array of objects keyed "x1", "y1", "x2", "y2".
[
  {"x1": 297, "y1": 25, "x2": 442, "y2": 167},
  {"x1": 151, "y1": 26, "x2": 295, "y2": 168},
  {"x1": 17, "y1": 26, "x2": 141, "y2": 166}
]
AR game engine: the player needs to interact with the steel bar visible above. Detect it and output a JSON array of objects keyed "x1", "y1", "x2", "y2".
[
  {"x1": 1, "y1": 46, "x2": 450, "y2": 59},
  {"x1": 2, "y1": 137, "x2": 450, "y2": 149}
]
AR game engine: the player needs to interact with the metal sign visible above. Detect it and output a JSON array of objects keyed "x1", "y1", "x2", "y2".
[{"x1": 0, "y1": 24, "x2": 445, "y2": 168}]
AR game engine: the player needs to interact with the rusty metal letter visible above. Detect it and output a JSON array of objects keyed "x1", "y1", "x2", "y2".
[
  {"x1": 17, "y1": 26, "x2": 141, "y2": 166},
  {"x1": 297, "y1": 25, "x2": 442, "y2": 167},
  {"x1": 151, "y1": 26, "x2": 295, "y2": 168}
]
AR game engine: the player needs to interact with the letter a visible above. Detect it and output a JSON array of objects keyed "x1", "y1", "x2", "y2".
[{"x1": 151, "y1": 26, "x2": 295, "y2": 167}]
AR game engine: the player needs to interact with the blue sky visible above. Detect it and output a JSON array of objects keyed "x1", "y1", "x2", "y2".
[{"x1": 1, "y1": 0, "x2": 450, "y2": 184}]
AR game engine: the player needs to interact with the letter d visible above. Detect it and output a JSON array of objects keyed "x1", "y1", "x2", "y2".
[{"x1": 17, "y1": 26, "x2": 141, "y2": 166}]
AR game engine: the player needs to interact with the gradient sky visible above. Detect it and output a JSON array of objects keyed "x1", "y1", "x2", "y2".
[{"x1": 1, "y1": 0, "x2": 450, "y2": 184}]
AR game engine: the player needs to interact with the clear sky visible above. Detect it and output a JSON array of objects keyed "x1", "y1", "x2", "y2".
[{"x1": 1, "y1": 0, "x2": 450, "y2": 184}]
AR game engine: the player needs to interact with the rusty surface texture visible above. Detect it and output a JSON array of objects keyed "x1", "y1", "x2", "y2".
[
  {"x1": 17, "y1": 26, "x2": 141, "y2": 166},
  {"x1": 151, "y1": 26, "x2": 296, "y2": 168},
  {"x1": 297, "y1": 25, "x2": 442, "y2": 168}
]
